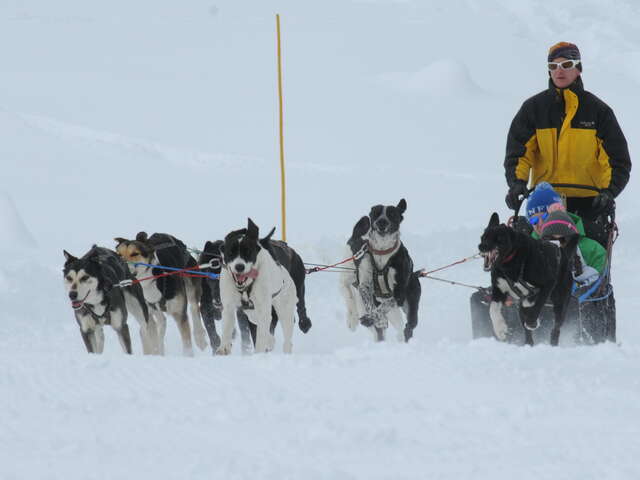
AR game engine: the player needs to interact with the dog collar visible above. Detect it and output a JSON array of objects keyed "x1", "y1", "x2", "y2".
[
  {"x1": 501, "y1": 251, "x2": 516, "y2": 263},
  {"x1": 367, "y1": 240, "x2": 399, "y2": 256}
]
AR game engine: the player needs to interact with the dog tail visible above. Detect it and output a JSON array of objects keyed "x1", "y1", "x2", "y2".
[{"x1": 261, "y1": 227, "x2": 276, "y2": 243}]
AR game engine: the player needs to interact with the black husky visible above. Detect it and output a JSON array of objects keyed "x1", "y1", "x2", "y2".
[
  {"x1": 63, "y1": 246, "x2": 155, "y2": 354},
  {"x1": 478, "y1": 212, "x2": 578, "y2": 346}
]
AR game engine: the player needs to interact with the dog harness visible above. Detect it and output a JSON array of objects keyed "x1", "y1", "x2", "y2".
[
  {"x1": 354, "y1": 240, "x2": 401, "y2": 300},
  {"x1": 230, "y1": 268, "x2": 285, "y2": 311},
  {"x1": 496, "y1": 248, "x2": 539, "y2": 300},
  {"x1": 77, "y1": 298, "x2": 112, "y2": 325},
  {"x1": 496, "y1": 242, "x2": 563, "y2": 302},
  {"x1": 371, "y1": 240, "x2": 400, "y2": 300}
]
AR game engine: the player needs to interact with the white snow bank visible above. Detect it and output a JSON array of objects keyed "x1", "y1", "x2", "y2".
[
  {"x1": 2, "y1": 341, "x2": 640, "y2": 480},
  {"x1": 377, "y1": 59, "x2": 484, "y2": 97},
  {"x1": 0, "y1": 192, "x2": 36, "y2": 250}
]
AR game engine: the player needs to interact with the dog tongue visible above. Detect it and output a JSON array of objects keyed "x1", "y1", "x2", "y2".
[{"x1": 235, "y1": 269, "x2": 259, "y2": 282}]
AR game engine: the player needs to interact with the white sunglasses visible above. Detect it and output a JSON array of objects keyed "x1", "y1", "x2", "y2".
[{"x1": 548, "y1": 59, "x2": 581, "y2": 71}]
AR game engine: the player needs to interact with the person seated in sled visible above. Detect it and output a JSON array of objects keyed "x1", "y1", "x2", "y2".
[
  {"x1": 526, "y1": 183, "x2": 606, "y2": 287},
  {"x1": 503, "y1": 42, "x2": 631, "y2": 247},
  {"x1": 470, "y1": 183, "x2": 608, "y2": 341}
]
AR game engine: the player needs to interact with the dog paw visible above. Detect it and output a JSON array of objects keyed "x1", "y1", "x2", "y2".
[
  {"x1": 347, "y1": 314, "x2": 359, "y2": 331},
  {"x1": 209, "y1": 334, "x2": 221, "y2": 354},
  {"x1": 489, "y1": 301, "x2": 508, "y2": 341},
  {"x1": 183, "y1": 346, "x2": 195, "y2": 357},
  {"x1": 216, "y1": 343, "x2": 232, "y2": 356},
  {"x1": 298, "y1": 316, "x2": 312, "y2": 334},
  {"x1": 374, "y1": 316, "x2": 388, "y2": 329},
  {"x1": 403, "y1": 326, "x2": 414, "y2": 342},
  {"x1": 523, "y1": 317, "x2": 540, "y2": 331},
  {"x1": 195, "y1": 331, "x2": 208, "y2": 351},
  {"x1": 493, "y1": 322, "x2": 509, "y2": 341},
  {"x1": 360, "y1": 315, "x2": 375, "y2": 327}
]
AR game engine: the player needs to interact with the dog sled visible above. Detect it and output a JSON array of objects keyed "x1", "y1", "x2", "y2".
[{"x1": 471, "y1": 184, "x2": 617, "y2": 345}]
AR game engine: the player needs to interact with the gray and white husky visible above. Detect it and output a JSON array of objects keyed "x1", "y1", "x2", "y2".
[{"x1": 63, "y1": 246, "x2": 159, "y2": 354}]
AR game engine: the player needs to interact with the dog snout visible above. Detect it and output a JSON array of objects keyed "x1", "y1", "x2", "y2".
[
  {"x1": 376, "y1": 219, "x2": 388, "y2": 231},
  {"x1": 234, "y1": 263, "x2": 245, "y2": 273},
  {"x1": 69, "y1": 290, "x2": 78, "y2": 301}
]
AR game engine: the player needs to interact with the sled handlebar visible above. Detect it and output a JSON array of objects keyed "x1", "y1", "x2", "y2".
[
  {"x1": 513, "y1": 183, "x2": 607, "y2": 220},
  {"x1": 547, "y1": 183, "x2": 602, "y2": 193}
]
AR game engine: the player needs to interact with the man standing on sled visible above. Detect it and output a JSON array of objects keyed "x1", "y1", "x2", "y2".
[
  {"x1": 471, "y1": 42, "x2": 631, "y2": 344},
  {"x1": 504, "y1": 41, "x2": 631, "y2": 241}
]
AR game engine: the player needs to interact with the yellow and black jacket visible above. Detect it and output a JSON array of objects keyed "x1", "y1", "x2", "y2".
[{"x1": 505, "y1": 77, "x2": 631, "y2": 198}]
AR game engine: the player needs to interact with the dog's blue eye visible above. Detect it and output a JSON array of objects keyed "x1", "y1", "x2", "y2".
[
  {"x1": 80, "y1": 275, "x2": 90, "y2": 282},
  {"x1": 65, "y1": 276, "x2": 72, "y2": 282}
]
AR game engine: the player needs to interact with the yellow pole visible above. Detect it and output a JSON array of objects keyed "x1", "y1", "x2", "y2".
[{"x1": 276, "y1": 13, "x2": 287, "y2": 242}]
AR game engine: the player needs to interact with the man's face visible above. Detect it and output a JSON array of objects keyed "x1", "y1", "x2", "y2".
[{"x1": 549, "y1": 56, "x2": 581, "y2": 88}]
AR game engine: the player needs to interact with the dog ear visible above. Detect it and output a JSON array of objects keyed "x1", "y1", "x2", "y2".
[
  {"x1": 63, "y1": 250, "x2": 77, "y2": 263},
  {"x1": 489, "y1": 212, "x2": 500, "y2": 227},
  {"x1": 135, "y1": 231, "x2": 148, "y2": 242},
  {"x1": 247, "y1": 218, "x2": 259, "y2": 239},
  {"x1": 397, "y1": 198, "x2": 407, "y2": 214},
  {"x1": 204, "y1": 240, "x2": 224, "y2": 256},
  {"x1": 261, "y1": 227, "x2": 276, "y2": 243},
  {"x1": 114, "y1": 237, "x2": 128, "y2": 246},
  {"x1": 353, "y1": 216, "x2": 371, "y2": 238}
]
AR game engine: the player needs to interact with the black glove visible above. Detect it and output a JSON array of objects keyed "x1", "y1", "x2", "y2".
[
  {"x1": 591, "y1": 190, "x2": 614, "y2": 214},
  {"x1": 505, "y1": 180, "x2": 528, "y2": 210}
]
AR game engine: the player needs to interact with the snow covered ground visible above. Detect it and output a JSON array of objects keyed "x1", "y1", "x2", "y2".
[{"x1": 1, "y1": 1, "x2": 639, "y2": 478}]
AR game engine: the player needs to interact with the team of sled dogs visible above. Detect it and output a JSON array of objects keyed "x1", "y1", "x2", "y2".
[{"x1": 63, "y1": 199, "x2": 579, "y2": 355}]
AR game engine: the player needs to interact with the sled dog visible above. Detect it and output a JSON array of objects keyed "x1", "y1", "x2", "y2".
[
  {"x1": 201, "y1": 232, "x2": 311, "y2": 354},
  {"x1": 343, "y1": 199, "x2": 421, "y2": 342},
  {"x1": 479, "y1": 212, "x2": 578, "y2": 346},
  {"x1": 63, "y1": 246, "x2": 158, "y2": 354},
  {"x1": 216, "y1": 219, "x2": 298, "y2": 354},
  {"x1": 115, "y1": 232, "x2": 207, "y2": 356}
]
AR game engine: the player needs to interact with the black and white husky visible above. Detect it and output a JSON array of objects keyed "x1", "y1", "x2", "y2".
[
  {"x1": 115, "y1": 232, "x2": 207, "y2": 356},
  {"x1": 63, "y1": 246, "x2": 158, "y2": 354},
  {"x1": 216, "y1": 219, "x2": 298, "y2": 354},
  {"x1": 201, "y1": 233, "x2": 311, "y2": 354},
  {"x1": 341, "y1": 199, "x2": 421, "y2": 342}
]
